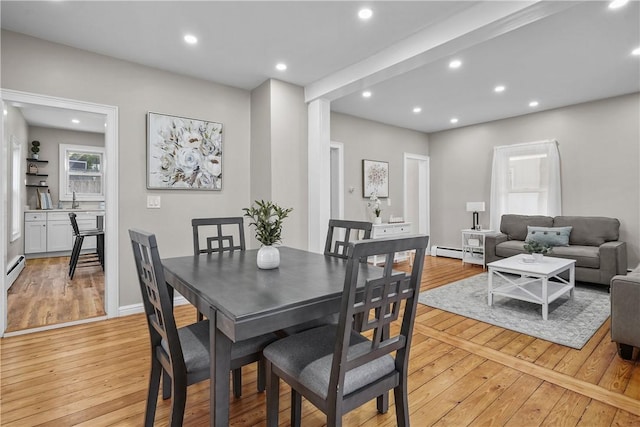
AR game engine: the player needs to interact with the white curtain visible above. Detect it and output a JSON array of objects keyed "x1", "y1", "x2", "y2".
[{"x1": 490, "y1": 140, "x2": 561, "y2": 232}]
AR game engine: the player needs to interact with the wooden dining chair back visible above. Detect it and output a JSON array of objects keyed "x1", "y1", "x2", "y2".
[
  {"x1": 324, "y1": 219, "x2": 372, "y2": 259},
  {"x1": 192, "y1": 217, "x2": 245, "y2": 255},
  {"x1": 68, "y1": 212, "x2": 104, "y2": 279},
  {"x1": 130, "y1": 228, "x2": 211, "y2": 426},
  {"x1": 264, "y1": 234, "x2": 429, "y2": 427}
]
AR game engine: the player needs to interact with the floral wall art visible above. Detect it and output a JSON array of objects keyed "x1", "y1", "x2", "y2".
[
  {"x1": 362, "y1": 159, "x2": 389, "y2": 198},
  {"x1": 147, "y1": 112, "x2": 223, "y2": 190}
]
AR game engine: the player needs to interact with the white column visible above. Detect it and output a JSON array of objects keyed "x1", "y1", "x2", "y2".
[{"x1": 307, "y1": 98, "x2": 331, "y2": 253}]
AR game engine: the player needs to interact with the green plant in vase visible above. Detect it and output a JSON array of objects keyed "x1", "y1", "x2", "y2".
[
  {"x1": 243, "y1": 200, "x2": 293, "y2": 269},
  {"x1": 523, "y1": 240, "x2": 552, "y2": 262},
  {"x1": 30, "y1": 140, "x2": 40, "y2": 159}
]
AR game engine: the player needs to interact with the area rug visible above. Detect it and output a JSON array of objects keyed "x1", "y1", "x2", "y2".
[{"x1": 418, "y1": 273, "x2": 610, "y2": 349}]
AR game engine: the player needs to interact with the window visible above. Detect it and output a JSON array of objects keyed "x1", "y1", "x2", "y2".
[
  {"x1": 490, "y1": 140, "x2": 561, "y2": 231},
  {"x1": 10, "y1": 136, "x2": 22, "y2": 242},
  {"x1": 59, "y1": 144, "x2": 105, "y2": 201}
]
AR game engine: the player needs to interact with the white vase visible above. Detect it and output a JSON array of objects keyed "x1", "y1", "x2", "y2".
[
  {"x1": 374, "y1": 217, "x2": 382, "y2": 225},
  {"x1": 257, "y1": 245, "x2": 280, "y2": 269}
]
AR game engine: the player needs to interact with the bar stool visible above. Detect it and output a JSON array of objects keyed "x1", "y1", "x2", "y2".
[{"x1": 68, "y1": 213, "x2": 104, "y2": 279}]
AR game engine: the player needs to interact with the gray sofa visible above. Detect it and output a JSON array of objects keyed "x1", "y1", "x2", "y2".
[
  {"x1": 611, "y1": 265, "x2": 640, "y2": 360},
  {"x1": 485, "y1": 214, "x2": 627, "y2": 286}
]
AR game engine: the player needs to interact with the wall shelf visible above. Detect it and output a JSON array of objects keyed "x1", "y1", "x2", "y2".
[
  {"x1": 26, "y1": 184, "x2": 49, "y2": 188},
  {"x1": 26, "y1": 173, "x2": 49, "y2": 177},
  {"x1": 27, "y1": 158, "x2": 49, "y2": 163}
]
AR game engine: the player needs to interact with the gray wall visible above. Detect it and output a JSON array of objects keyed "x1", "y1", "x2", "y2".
[
  {"x1": 4, "y1": 105, "x2": 28, "y2": 265},
  {"x1": 27, "y1": 126, "x2": 104, "y2": 209},
  {"x1": 2, "y1": 30, "x2": 253, "y2": 306},
  {"x1": 429, "y1": 93, "x2": 640, "y2": 267},
  {"x1": 331, "y1": 112, "x2": 430, "y2": 222}
]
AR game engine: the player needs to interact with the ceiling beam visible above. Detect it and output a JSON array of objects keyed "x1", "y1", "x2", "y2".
[{"x1": 304, "y1": 1, "x2": 579, "y2": 103}]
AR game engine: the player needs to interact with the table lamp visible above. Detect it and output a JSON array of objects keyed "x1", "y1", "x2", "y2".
[{"x1": 466, "y1": 202, "x2": 485, "y2": 230}]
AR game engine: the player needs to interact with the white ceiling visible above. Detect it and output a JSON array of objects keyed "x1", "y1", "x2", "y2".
[{"x1": 1, "y1": 1, "x2": 638, "y2": 134}]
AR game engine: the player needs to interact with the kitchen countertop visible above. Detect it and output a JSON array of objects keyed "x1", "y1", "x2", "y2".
[{"x1": 25, "y1": 208, "x2": 105, "y2": 213}]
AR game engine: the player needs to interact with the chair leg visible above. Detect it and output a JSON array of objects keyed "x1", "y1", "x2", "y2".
[
  {"x1": 69, "y1": 236, "x2": 84, "y2": 279},
  {"x1": 376, "y1": 392, "x2": 389, "y2": 414},
  {"x1": 266, "y1": 361, "x2": 280, "y2": 427},
  {"x1": 393, "y1": 380, "x2": 410, "y2": 427},
  {"x1": 257, "y1": 357, "x2": 266, "y2": 392},
  {"x1": 162, "y1": 368, "x2": 171, "y2": 400},
  {"x1": 144, "y1": 357, "x2": 162, "y2": 427},
  {"x1": 232, "y1": 368, "x2": 242, "y2": 398},
  {"x1": 196, "y1": 311, "x2": 204, "y2": 322},
  {"x1": 169, "y1": 381, "x2": 187, "y2": 427},
  {"x1": 291, "y1": 389, "x2": 302, "y2": 427}
]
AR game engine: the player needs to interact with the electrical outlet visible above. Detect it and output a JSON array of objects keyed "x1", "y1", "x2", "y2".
[{"x1": 147, "y1": 195, "x2": 161, "y2": 209}]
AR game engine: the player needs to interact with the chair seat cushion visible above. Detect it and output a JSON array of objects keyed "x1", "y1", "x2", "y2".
[
  {"x1": 263, "y1": 324, "x2": 395, "y2": 399},
  {"x1": 162, "y1": 321, "x2": 277, "y2": 375}
]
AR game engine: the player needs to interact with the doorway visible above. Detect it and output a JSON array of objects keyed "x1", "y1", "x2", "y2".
[
  {"x1": 0, "y1": 89, "x2": 119, "y2": 336},
  {"x1": 403, "y1": 153, "x2": 430, "y2": 236}
]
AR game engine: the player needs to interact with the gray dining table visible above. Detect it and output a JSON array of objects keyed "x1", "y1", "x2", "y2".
[{"x1": 162, "y1": 246, "x2": 384, "y2": 427}]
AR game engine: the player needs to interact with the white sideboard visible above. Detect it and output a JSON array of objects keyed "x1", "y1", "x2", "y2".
[
  {"x1": 370, "y1": 222, "x2": 412, "y2": 265},
  {"x1": 25, "y1": 210, "x2": 104, "y2": 256}
]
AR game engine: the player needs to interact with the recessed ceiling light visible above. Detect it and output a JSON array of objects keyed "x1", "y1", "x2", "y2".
[
  {"x1": 275, "y1": 63, "x2": 287, "y2": 71},
  {"x1": 71, "y1": 119, "x2": 80, "y2": 124},
  {"x1": 362, "y1": 91, "x2": 372, "y2": 98},
  {"x1": 609, "y1": 0, "x2": 629, "y2": 9},
  {"x1": 184, "y1": 34, "x2": 198, "y2": 45},
  {"x1": 358, "y1": 8, "x2": 373, "y2": 20},
  {"x1": 494, "y1": 85, "x2": 506, "y2": 93},
  {"x1": 450, "y1": 118, "x2": 459, "y2": 124},
  {"x1": 449, "y1": 59, "x2": 462, "y2": 69},
  {"x1": 529, "y1": 101, "x2": 539, "y2": 107},
  {"x1": 632, "y1": 47, "x2": 640, "y2": 56},
  {"x1": 412, "y1": 107, "x2": 422, "y2": 113}
]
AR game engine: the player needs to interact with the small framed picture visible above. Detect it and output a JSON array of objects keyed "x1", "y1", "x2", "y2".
[{"x1": 362, "y1": 159, "x2": 389, "y2": 198}]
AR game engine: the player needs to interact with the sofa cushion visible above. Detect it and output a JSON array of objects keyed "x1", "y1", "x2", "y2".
[
  {"x1": 501, "y1": 215, "x2": 553, "y2": 241},
  {"x1": 549, "y1": 245, "x2": 600, "y2": 269},
  {"x1": 553, "y1": 216, "x2": 619, "y2": 246},
  {"x1": 526, "y1": 226, "x2": 572, "y2": 247},
  {"x1": 495, "y1": 240, "x2": 531, "y2": 258}
]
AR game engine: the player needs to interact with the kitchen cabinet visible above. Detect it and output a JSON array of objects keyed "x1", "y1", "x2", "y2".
[{"x1": 24, "y1": 210, "x2": 104, "y2": 256}]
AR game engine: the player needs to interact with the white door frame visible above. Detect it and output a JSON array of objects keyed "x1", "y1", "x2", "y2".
[
  {"x1": 330, "y1": 141, "x2": 344, "y2": 220},
  {"x1": 0, "y1": 89, "x2": 119, "y2": 337},
  {"x1": 403, "y1": 153, "x2": 430, "y2": 235}
]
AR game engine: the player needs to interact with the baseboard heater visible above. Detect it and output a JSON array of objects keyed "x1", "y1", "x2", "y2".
[
  {"x1": 430, "y1": 245, "x2": 463, "y2": 259},
  {"x1": 6, "y1": 255, "x2": 25, "y2": 291}
]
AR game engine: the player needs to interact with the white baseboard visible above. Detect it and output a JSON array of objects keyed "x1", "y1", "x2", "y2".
[
  {"x1": 430, "y1": 245, "x2": 463, "y2": 259},
  {"x1": 6, "y1": 255, "x2": 25, "y2": 291},
  {"x1": 118, "y1": 295, "x2": 190, "y2": 317}
]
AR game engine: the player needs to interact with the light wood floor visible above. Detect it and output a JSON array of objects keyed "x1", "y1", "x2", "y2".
[
  {"x1": 5, "y1": 256, "x2": 105, "y2": 332},
  {"x1": 1, "y1": 256, "x2": 638, "y2": 426}
]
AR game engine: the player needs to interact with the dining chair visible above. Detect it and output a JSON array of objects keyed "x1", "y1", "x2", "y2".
[
  {"x1": 192, "y1": 217, "x2": 246, "y2": 255},
  {"x1": 264, "y1": 234, "x2": 428, "y2": 427},
  {"x1": 324, "y1": 219, "x2": 372, "y2": 259},
  {"x1": 68, "y1": 212, "x2": 104, "y2": 279},
  {"x1": 129, "y1": 229, "x2": 277, "y2": 426}
]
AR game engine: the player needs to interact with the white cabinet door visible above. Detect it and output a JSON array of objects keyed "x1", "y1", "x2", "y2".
[
  {"x1": 47, "y1": 220, "x2": 74, "y2": 252},
  {"x1": 25, "y1": 220, "x2": 47, "y2": 254}
]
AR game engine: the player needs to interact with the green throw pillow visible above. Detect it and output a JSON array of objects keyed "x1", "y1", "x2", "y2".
[{"x1": 526, "y1": 226, "x2": 572, "y2": 247}]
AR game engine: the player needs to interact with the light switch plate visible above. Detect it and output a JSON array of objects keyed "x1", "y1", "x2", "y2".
[{"x1": 147, "y1": 195, "x2": 161, "y2": 209}]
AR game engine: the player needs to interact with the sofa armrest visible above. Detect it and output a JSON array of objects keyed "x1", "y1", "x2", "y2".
[
  {"x1": 485, "y1": 233, "x2": 507, "y2": 264},
  {"x1": 610, "y1": 272, "x2": 640, "y2": 348},
  {"x1": 599, "y1": 241, "x2": 627, "y2": 282}
]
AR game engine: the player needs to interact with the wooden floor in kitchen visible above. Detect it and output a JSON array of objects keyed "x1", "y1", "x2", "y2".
[
  {"x1": 1, "y1": 256, "x2": 638, "y2": 426},
  {"x1": 5, "y1": 256, "x2": 105, "y2": 332}
]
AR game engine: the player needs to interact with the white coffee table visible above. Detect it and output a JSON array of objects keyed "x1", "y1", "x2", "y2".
[{"x1": 487, "y1": 254, "x2": 576, "y2": 320}]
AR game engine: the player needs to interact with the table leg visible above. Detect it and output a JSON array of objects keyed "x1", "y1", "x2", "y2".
[
  {"x1": 488, "y1": 268, "x2": 494, "y2": 306},
  {"x1": 569, "y1": 265, "x2": 575, "y2": 298},
  {"x1": 209, "y1": 308, "x2": 232, "y2": 427},
  {"x1": 542, "y1": 277, "x2": 548, "y2": 320}
]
